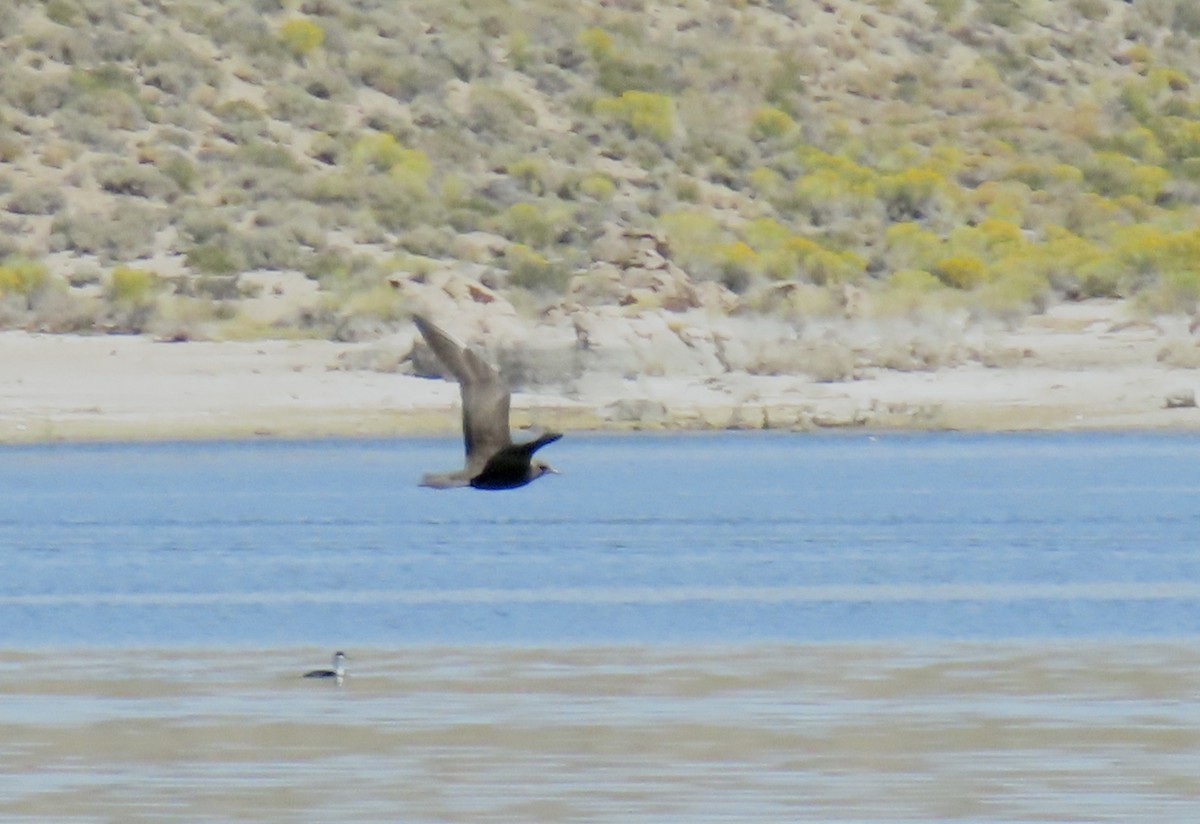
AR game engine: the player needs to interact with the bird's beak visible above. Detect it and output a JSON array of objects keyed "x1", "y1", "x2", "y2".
[{"x1": 547, "y1": 467, "x2": 562, "y2": 476}]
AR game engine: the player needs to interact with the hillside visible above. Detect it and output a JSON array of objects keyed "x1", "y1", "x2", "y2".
[{"x1": 1, "y1": 0, "x2": 1200, "y2": 380}]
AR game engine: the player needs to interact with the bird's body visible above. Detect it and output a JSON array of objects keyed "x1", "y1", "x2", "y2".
[
  {"x1": 413, "y1": 314, "x2": 561, "y2": 490},
  {"x1": 304, "y1": 651, "x2": 346, "y2": 682}
]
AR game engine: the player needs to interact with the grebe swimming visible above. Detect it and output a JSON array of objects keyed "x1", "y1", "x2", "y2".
[{"x1": 303, "y1": 651, "x2": 347, "y2": 683}]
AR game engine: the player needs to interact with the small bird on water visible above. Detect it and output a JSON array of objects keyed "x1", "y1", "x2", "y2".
[
  {"x1": 413, "y1": 314, "x2": 562, "y2": 490},
  {"x1": 303, "y1": 651, "x2": 347, "y2": 683}
]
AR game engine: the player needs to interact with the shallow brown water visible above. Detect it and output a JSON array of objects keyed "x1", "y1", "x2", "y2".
[{"x1": 2, "y1": 643, "x2": 1199, "y2": 821}]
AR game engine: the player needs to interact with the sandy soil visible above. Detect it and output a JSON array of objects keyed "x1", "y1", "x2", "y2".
[{"x1": 1, "y1": 300, "x2": 1198, "y2": 443}]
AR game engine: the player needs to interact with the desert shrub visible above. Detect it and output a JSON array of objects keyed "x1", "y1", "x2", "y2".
[
  {"x1": 137, "y1": 39, "x2": 216, "y2": 97},
  {"x1": 214, "y1": 99, "x2": 266, "y2": 124},
  {"x1": 106, "y1": 266, "x2": 162, "y2": 305},
  {"x1": 1106, "y1": 126, "x2": 1167, "y2": 164},
  {"x1": 94, "y1": 159, "x2": 180, "y2": 199},
  {"x1": 7, "y1": 184, "x2": 65, "y2": 216},
  {"x1": 304, "y1": 170, "x2": 365, "y2": 205},
  {"x1": 46, "y1": 0, "x2": 81, "y2": 25},
  {"x1": 68, "y1": 64, "x2": 136, "y2": 96},
  {"x1": 1068, "y1": 0, "x2": 1108, "y2": 20},
  {"x1": 50, "y1": 204, "x2": 163, "y2": 262},
  {"x1": 740, "y1": 218, "x2": 867, "y2": 285},
  {"x1": 595, "y1": 52, "x2": 673, "y2": 97},
  {"x1": 747, "y1": 166, "x2": 785, "y2": 200},
  {"x1": 506, "y1": 157, "x2": 554, "y2": 195},
  {"x1": 0, "y1": 133, "x2": 21, "y2": 164},
  {"x1": 0, "y1": 260, "x2": 50, "y2": 302},
  {"x1": 1083, "y1": 152, "x2": 1170, "y2": 200},
  {"x1": 928, "y1": 0, "x2": 964, "y2": 24},
  {"x1": 1096, "y1": 226, "x2": 1200, "y2": 299},
  {"x1": 336, "y1": 280, "x2": 409, "y2": 324},
  {"x1": 505, "y1": 243, "x2": 566, "y2": 292},
  {"x1": 38, "y1": 140, "x2": 75, "y2": 169},
  {"x1": 507, "y1": 29, "x2": 532, "y2": 70},
  {"x1": 878, "y1": 167, "x2": 947, "y2": 220},
  {"x1": 885, "y1": 221, "x2": 942, "y2": 270},
  {"x1": 363, "y1": 174, "x2": 439, "y2": 230},
  {"x1": 932, "y1": 255, "x2": 989, "y2": 289},
  {"x1": 6, "y1": 69, "x2": 70, "y2": 116},
  {"x1": 658, "y1": 209, "x2": 733, "y2": 281},
  {"x1": 1174, "y1": 2, "x2": 1200, "y2": 35},
  {"x1": 500, "y1": 202, "x2": 562, "y2": 247},
  {"x1": 158, "y1": 152, "x2": 198, "y2": 192},
  {"x1": 594, "y1": 91, "x2": 676, "y2": 143},
  {"x1": 888, "y1": 268, "x2": 945, "y2": 296},
  {"x1": 712, "y1": 241, "x2": 759, "y2": 291},
  {"x1": 347, "y1": 50, "x2": 444, "y2": 100},
  {"x1": 947, "y1": 218, "x2": 1026, "y2": 260},
  {"x1": 278, "y1": 17, "x2": 325, "y2": 58},
  {"x1": 1137, "y1": 269, "x2": 1200, "y2": 314},
  {"x1": 1154, "y1": 117, "x2": 1200, "y2": 165},
  {"x1": 388, "y1": 148, "x2": 433, "y2": 196},
  {"x1": 976, "y1": 0, "x2": 1028, "y2": 28},
  {"x1": 578, "y1": 27, "x2": 615, "y2": 62},
  {"x1": 233, "y1": 226, "x2": 300, "y2": 270},
  {"x1": 438, "y1": 171, "x2": 473, "y2": 210},
  {"x1": 351, "y1": 131, "x2": 408, "y2": 171},
  {"x1": 465, "y1": 83, "x2": 537, "y2": 141},
  {"x1": 792, "y1": 147, "x2": 878, "y2": 220},
  {"x1": 577, "y1": 172, "x2": 616, "y2": 200},
  {"x1": 750, "y1": 106, "x2": 795, "y2": 140},
  {"x1": 875, "y1": 269, "x2": 954, "y2": 316},
  {"x1": 186, "y1": 242, "x2": 242, "y2": 275},
  {"x1": 263, "y1": 83, "x2": 340, "y2": 130},
  {"x1": 61, "y1": 82, "x2": 144, "y2": 133},
  {"x1": 238, "y1": 140, "x2": 300, "y2": 170}
]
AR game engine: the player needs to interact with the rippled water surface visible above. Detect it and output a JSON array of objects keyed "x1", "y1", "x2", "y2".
[{"x1": 2, "y1": 432, "x2": 1199, "y2": 820}]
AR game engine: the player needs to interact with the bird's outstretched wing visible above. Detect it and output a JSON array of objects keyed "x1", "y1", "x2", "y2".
[
  {"x1": 517, "y1": 431, "x2": 563, "y2": 457},
  {"x1": 413, "y1": 315, "x2": 512, "y2": 474}
]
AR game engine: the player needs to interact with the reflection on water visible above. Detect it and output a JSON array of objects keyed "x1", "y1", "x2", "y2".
[{"x1": 2, "y1": 644, "x2": 1199, "y2": 821}]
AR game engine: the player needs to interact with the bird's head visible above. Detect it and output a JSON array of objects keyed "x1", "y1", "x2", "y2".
[{"x1": 531, "y1": 460, "x2": 560, "y2": 481}]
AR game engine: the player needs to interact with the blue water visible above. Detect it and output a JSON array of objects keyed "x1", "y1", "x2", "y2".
[{"x1": 2, "y1": 431, "x2": 1199, "y2": 647}]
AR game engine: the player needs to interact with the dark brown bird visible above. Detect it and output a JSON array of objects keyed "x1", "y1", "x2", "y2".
[{"x1": 413, "y1": 314, "x2": 562, "y2": 490}]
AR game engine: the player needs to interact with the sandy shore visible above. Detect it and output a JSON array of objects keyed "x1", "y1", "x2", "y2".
[{"x1": 1, "y1": 300, "x2": 1198, "y2": 443}]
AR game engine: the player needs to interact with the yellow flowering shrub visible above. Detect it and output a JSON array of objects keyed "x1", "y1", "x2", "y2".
[
  {"x1": 594, "y1": 91, "x2": 675, "y2": 143},
  {"x1": 0, "y1": 260, "x2": 48, "y2": 297},
  {"x1": 108, "y1": 266, "x2": 161, "y2": 304},
  {"x1": 278, "y1": 18, "x2": 324, "y2": 58},
  {"x1": 577, "y1": 27, "x2": 614, "y2": 62},
  {"x1": 932, "y1": 255, "x2": 988, "y2": 289},
  {"x1": 750, "y1": 106, "x2": 795, "y2": 140}
]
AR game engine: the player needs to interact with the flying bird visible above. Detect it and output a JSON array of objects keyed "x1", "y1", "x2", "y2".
[{"x1": 413, "y1": 314, "x2": 562, "y2": 490}]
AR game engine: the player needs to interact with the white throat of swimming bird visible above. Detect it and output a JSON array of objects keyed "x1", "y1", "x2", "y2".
[{"x1": 332, "y1": 651, "x2": 346, "y2": 677}]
